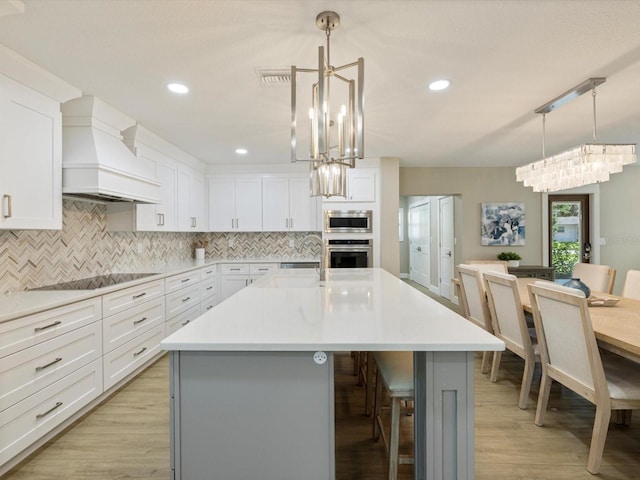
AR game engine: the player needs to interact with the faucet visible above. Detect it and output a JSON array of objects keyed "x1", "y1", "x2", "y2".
[{"x1": 298, "y1": 233, "x2": 326, "y2": 281}]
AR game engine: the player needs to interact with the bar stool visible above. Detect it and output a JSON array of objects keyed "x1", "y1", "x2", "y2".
[{"x1": 372, "y1": 351, "x2": 414, "y2": 480}]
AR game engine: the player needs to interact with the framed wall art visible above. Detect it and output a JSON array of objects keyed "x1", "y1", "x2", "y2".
[{"x1": 481, "y1": 203, "x2": 525, "y2": 246}]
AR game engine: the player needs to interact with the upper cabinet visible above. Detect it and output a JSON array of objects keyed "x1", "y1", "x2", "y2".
[
  {"x1": 208, "y1": 176, "x2": 262, "y2": 232},
  {"x1": 263, "y1": 175, "x2": 318, "y2": 232},
  {"x1": 0, "y1": 46, "x2": 80, "y2": 230},
  {"x1": 324, "y1": 168, "x2": 376, "y2": 203},
  {"x1": 177, "y1": 165, "x2": 207, "y2": 232},
  {"x1": 107, "y1": 125, "x2": 207, "y2": 232}
]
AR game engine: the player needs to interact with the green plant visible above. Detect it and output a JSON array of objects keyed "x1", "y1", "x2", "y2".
[
  {"x1": 497, "y1": 251, "x2": 521, "y2": 261},
  {"x1": 551, "y1": 241, "x2": 579, "y2": 276}
]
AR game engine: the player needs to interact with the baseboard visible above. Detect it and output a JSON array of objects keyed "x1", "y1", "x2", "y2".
[{"x1": 399, "y1": 273, "x2": 409, "y2": 279}]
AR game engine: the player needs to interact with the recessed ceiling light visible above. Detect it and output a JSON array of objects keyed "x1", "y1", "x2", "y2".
[
  {"x1": 235, "y1": 148, "x2": 248, "y2": 155},
  {"x1": 428, "y1": 79, "x2": 451, "y2": 91},
  {"x1": 167, "y1": 83, "x2": 189, "y2": 94}
]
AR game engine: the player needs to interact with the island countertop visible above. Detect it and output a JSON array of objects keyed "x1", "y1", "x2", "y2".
[{"x1": 161, "y1": 268, "x2": 504, "y2": 352}]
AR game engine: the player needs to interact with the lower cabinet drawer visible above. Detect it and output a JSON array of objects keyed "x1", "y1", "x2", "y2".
[
  {"x1": 102, "y1": 297, "x2": 165, "y2": 354},
  {"x1": 200, "y1": 298, "x2": 217, "y2": 315},
  {"x1": 0, "y1": 322, "x2": 102, "y2": 413},
  {"x1": 0, "y1": 359, "x2": 103, "y2": 466},
  {"x1": 165, "y1": 284, "x2": 201, "y2": 319},
  {"x1": 165, "y1": 305, "x2": 201, "y2": 337},
  {"x1": 0, "y1": 298, "x2": 102, "y2": 360},
  {"x1": 102, "y1": 325, "x2": 164, "y2": 390}
]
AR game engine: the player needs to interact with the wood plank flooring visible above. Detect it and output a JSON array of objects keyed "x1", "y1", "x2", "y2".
[{"x1": 3, "y1": 297, "x2": 640, "y2": 479}]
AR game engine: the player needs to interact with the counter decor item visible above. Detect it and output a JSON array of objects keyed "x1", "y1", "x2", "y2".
[
  {"x1": 193, "y1": 240, "x2": 208, "y2": 260},
  {"x1": 563, "y1": 278, "x2": 591, "y2": 298},
  {"x1": 497, "y1": 251, "x2": 521, "y2": 267}
]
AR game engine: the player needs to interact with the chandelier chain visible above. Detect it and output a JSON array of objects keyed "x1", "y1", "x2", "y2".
[{"x1": 592, "y1": 87, "x2": 597, "y2": 144}]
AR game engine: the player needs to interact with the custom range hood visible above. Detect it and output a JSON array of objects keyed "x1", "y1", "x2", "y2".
[{"x1": 61, "y1": 96, "x2": 161, "y2": 203}]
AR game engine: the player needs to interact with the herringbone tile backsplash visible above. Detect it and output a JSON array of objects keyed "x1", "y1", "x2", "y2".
[{"x1": 0, "y1": 200, "x2": 319, "y2": 293}]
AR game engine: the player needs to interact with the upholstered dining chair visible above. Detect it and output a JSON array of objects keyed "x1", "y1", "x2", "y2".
[
  {"x1": 621, "y1": 269, "x2": 640, "y2": 301},
  {"x1": 571, "y1": 262, "x2": 616, "y2": 294},
  {"x1": 483, "y1": 271, "x2": 538, "y2": 409},
  {"x1": 456, "y1": 264, "x2": 494, "y2": 373},
  {"x1": 528, "y1": 281, "x2": 640, "y2": 474},
  {"x1": 466, "y1": 260, "x2": 509, "y2": 273}
]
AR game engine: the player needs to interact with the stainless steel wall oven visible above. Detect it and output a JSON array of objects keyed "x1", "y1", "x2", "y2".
[{"x1": 324, "y1": 239, "x2": 372, "y2": 268}]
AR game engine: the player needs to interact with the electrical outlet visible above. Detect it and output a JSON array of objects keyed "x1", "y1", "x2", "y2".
[
  {"x1": 137, "y1": 242, "x2": 143, "y2": 254},
  {"x1": 313, "y1": 351, "x2": 327, "y2": 365},
  {"x1": 289, "y1": 238, "x2": 295, "y2": 248},
  {"x1": 228, "y1": 238, "x2": 234, "y2": 248}
]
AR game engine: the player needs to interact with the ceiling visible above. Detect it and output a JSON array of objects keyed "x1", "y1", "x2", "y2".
[{"x1": 2, "y1": 0, "x2": 640, "y2": 168}]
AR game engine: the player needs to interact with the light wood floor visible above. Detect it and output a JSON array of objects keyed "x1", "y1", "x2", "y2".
[{"x1": 4, "y1": 307, "x2": 640, "y2": 479}]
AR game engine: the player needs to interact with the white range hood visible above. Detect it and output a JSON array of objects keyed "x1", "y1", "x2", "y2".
[{"x1": 61, "y1": 95, "x2": 161, "y2": 203}]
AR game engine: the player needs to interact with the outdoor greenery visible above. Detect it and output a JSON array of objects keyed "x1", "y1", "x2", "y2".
[
  {"x1": 552, "y1": 240, "x2": 580, "y2": 275},
  {"x1": 551, "y1": 202, "x2": 581, "y2": 277}
]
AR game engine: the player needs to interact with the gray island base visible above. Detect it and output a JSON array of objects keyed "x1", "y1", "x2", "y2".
[{"x1": 162, "y1": 268, "x2": 503, "y2": 480}]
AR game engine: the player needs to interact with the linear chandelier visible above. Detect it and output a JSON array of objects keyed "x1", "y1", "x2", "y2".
[
  {"x1": 516, "y1": 78, "x2": 636, "y2": 192},
  {"x1": 291, "y1": 11, "x2": 364, "y2": 197}
]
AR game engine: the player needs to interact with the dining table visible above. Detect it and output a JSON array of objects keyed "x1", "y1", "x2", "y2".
[{"x1": 517, "y1": 277, "x2": 640, "y2": 363}]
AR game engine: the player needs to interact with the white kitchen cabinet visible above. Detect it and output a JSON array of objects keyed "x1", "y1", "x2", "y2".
[
  {"x1": 219, "y1": 264, "x2": 250, "y2": 301},
  {"x1": 177, "y1": 165, "x2": 207, "y2": 232},
  {"x1": 0, "y1": 74, "x2": 62, "y2": 230},
  {"x1": 249, "y1": 263, "x2": 279, "y2": 283},
  {"x1": 262, "y1": 175, "x2": 317, "y2": 231},
  {"x1": 324, "y1": 168, "x2": 376, "y2": 202},
  {"x1": 208, "y1": 176, "x2": 262, "y2": 232}
]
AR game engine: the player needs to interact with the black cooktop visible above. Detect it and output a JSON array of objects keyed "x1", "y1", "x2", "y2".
[{"x1": 33, "y1": 273, "x2": 158, "y2": 290}]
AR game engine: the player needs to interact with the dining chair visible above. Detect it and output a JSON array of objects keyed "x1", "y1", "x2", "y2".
[
  {"x1": 528, "y1": 281, "x2": 640, "y2": 474},
  {"x1": 621, "y1": 269, "x2": 640, "y2": 301},
  {"x1": 571, "y1": 262, "x2": 616, "y2": 294},
  {"x1": 456, "y1": 264, "x2": 494, "y2": 373},
  {"x1": 482, "y1": 271, "x2": 538, "y2": 409},
  {"x1": 466, "y1": 260, "x2": 509, "y2": 273}
]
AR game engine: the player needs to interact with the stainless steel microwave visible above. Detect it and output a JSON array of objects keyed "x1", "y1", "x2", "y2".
[{"x1": 324, "y1": 210, "x2": 372, "y2": 233}]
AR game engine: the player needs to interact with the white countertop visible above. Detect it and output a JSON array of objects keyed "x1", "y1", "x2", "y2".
[
  {"x1": 0, "y1": 257, "x2": 319, "y2": 323},
  {"x1": 161, "y1": 268, "x2": 504, "y2": 352}
]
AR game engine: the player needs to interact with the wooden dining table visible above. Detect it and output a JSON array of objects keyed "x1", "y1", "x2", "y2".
[{"x1": 517, "y1": 277, "x2": 640, "y2": 363}]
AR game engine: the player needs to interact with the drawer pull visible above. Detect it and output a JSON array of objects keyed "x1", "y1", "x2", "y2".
[
  {"x1": 181, "y1": 278, "x2": 190, "y2": 283},
  {"x1": 133, "y1": 347, "x2": 147, "y2": 357},
  {"x1": 182, "y1": 297, "x2": 191, "y2": 302},
  {"x1": 36, "y1": 401, "x2": 63, "y2": 419},
  {"x1": 230, "y1": 268, "x2": 241, "y2": 271},
  {"x1": 206, "y1": 286, "x2": 214, "y2": 291},
  {"x1": 34, "y1": 321, "x2": 62, "y2": 332},
  {"x1": 258, "y1": 268, "x2": 268, "y2": 271},
  {"x1": 181, "y1": 320, "x2": 191, "y2": 326},
  {"x1": 206, "y1": 305, "x2": 213, "y2": 310},
  {"x1": 133, "y1": 317, "x2": 148, "y2": 325},
  {"x1": 205, "y1": 270, "x2": 214, "y2": 274},
  {"x1": 132, "y1": 292, "x2": 147, "y2": 299},
  {"x1": 35, "y1": 357, "x2": 63, "y2": 372}
]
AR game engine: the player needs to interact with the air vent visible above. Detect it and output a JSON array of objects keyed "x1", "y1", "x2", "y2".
[{"x1": 255, "y1": 68, "x2": 291, "y2": 87}]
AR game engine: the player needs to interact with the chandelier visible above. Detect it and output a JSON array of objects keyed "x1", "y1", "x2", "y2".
[
  {"x1": 291, "y1": 11, "x2": 364, "y2": 197},
  {"x1": 516, "y1": 78, "x2": 636, "y2": 193}
]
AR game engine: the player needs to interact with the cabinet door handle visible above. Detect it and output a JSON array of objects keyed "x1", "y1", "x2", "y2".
[
  {"x1": 36, "y1": 401, "x2": 63, "y2": 419},
  {"x1": 206, "y1": 286, "x2": 213, "y2": 291},
  {"x1": 133, "y1": 346, "x2": 148, "y2": 357},
  {"x1": 157, "y1": 213, "x2": 162, "y2": 226},
  {"x1": 182, "y1": 297, "x2": 191, "y2": 302},
  {"x1": 181, "y1": 320, "x2": 191, "y2": 326},
  {"x1": 181, "y1": 278, "x2": 190, "y2": 283},
  {"x1": 206, "y1": 305, "x2": 213, "y2": 310},
  {"x1": 286, "y1": 218, "x2": 289, "y2": 228},
  {"x1": 290, "y1": 218, "x2": 293, "y2": 229},
  {"x1": 34, "y1": 321, "x2": 62, "y2": 332},
  {"x1": 132, "y1": 292, "x2": 147, "y2": 299},
  {"x1": 35, "y1": 357, "x2": 63, "y2": 372},
  {"x1": 133, "y1": 317, "x2": 148, "y2": 325},
  {"x1": 3, "y1": 194, "x2": 11, "y2": 218}
]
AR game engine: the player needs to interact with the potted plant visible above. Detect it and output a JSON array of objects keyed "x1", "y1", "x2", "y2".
[{"x1": 497, "y1": 251, "x2": 521, "y2": 267}]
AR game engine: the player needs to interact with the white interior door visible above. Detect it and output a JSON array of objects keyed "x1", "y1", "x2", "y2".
[
  {"x1": 409, "y1": 201, "x2": 430, "y2": 288},
  {"x1": 439, "y1": 196, "x2": 455, "y2": 300}
]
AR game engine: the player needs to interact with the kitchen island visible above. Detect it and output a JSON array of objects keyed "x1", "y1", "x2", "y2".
[{"x1": 161, "y1": 268, "x2": 503, "y2": 480}]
